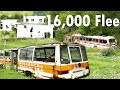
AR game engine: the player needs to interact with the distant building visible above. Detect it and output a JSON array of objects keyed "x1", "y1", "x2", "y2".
[
  {"x1": 17, "y1": 16, "x2": 54, "y2": 39},
  {"x1": 23, "y1": 16, "x2": 46, "y2": 24},
  {"x1": 0, "y1": 16, "x2": 54, "y2": 39},
  {"x1": 0, "y1": 19, "x2": 18, "y2": 31},
  {"x1": 17, "y1": 23, "x2": 54, "y2": 38}
]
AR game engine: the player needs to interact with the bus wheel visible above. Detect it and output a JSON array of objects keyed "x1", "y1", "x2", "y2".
[
  {"x1": 24, "y1": 71, "x2": 33, "y2": 78},
  {"x1": 93, "y1": 45, "x2": 97, "y2": 48},
  {"x1": 0, "y1": 64, "x2": 5, "y2": 69}
]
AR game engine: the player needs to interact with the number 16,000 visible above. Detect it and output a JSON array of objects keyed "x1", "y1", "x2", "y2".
[{"x1": 47, "y1": 15, "x2": 90, "y2": 28}]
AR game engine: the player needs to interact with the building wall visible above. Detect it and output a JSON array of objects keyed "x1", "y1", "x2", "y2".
[
  {"x1": 17, "y1": 25, "x2": 30, "y2": 38},
  {"x1": 23, "y1": 16, "x2": 46, "y2": 24},
  {"x1": 1, "y1": 20, "x2": 18, "y2": 31},
  {"x1": 17, "y1": 24, "x2": 54, "y2": 38}
]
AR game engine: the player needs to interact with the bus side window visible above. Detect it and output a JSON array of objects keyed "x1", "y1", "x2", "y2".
[
  {"x1": 34, "y1": 47, "x2": 55, "y2": 62},
  {"x1": 80, "y1": 37, "x2": 82, "y2": 40},
  {"x1": 44, "y1": 47, "x2": 55, "y2": 62},
  {"x1": 81, "y1": 46, "x2": 88, "y2": 61},
  {"x1": 103, "y1": 40, "x2": 107, "y2": 43},
  {"x1": 19, "y1": 49, "x2": 27, "y2": 60},
  {"x1": 96, "y1": 39, "x2": 98, "y2": 42},
  {"x1": 93, "y1": 39, "x2": 96, "y2": 42},
  {"x1": 83, "y1": 37, "x2": 85, "y2": 40},
  {"x1": 86, "y1": 38, "x2": 89, "y2": 41},
  {"x1": 100, "y1": 40, "x2": 107, "y2": 44},
  {"x1": 89, "y1": 38, "x2": 92, "y2": 41},
  {"x1": 26, "y1": 48, "x2": 33, "y2": 61},
  {"x1": 100, "y1": 40, "x2": 103, "y2": 43},
  {"x1": 34, "y1": 49, "x2": 41, "y2": 61},
  {"x1": 75, "y1": 36, "x2": 78, "y2": 40},
  {"x1": 93, "y1": 39, "x2": 98, "y2": 42},
  {"x1": 34, "y1": 48, "x2": 45, "y2": 61},
  {"x1": 19, "y1": 48, "x2": 33, "y2": 61}
]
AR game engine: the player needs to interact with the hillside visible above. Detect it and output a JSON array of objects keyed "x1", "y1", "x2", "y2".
[
  {"x1": 0, "y1": 69, "x2": 32, "y2": 79},
  {"x1": 0, "y1": 48, "x2": 120, "y2": 79},
  {"x1": 82, "y1": 48, "x2": 120, "y2": 79},
  {"x1": 0, "y1": 38, "x2": 59, "y2": 50}
]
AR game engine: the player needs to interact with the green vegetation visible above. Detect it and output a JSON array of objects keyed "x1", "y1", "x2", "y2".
[
  {"x1": 0, "y1": 11, "x2": 120, "y2": 46},
  {"x1": 82, "y1": 48, "x2": 120, "y2": 79},
  {"x1": 0, "y1": 11, "x2": 120, "y2": 79},
  {"x1": 0, "y1": 38, "x2": 59, "y2": 49},
  {"x1": 0, "y1": 30, "x2": 59, "y2": 50},
  {"x1": 47, "y1": 11, "x2": 120, "y2": 47},
  {"x1": 0, "y1": 48, "x2": 120, "y2": 79},
  {"x1": 32, "y1": 11, "x2": 47, "y2": 16},
  {"x1": 0, "y1": 11, "x2": 33, "y2": 22},
  {"x1": 101, "y1": 48, "x2": 116, "y2": 56},
  {"x1": 55, "y1": 30, "x2": 69, "y2": 41},
  {"x1": 0, "y1": 69, "x2": 31, "y2": 79}
]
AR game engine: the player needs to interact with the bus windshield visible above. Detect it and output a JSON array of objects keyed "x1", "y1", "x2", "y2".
[
  {"x1": 60, "y1": 45, "x2": 87, "y2": 64},
  {"x1": 69, "y1": 47, "x2": 82, "y2": 62},
  {"x1": 109, "y1": 39, "x2": 116, "y2": 43},
  {"x1": 60, "y1": 45, "x2": 70, "y2": 64}
]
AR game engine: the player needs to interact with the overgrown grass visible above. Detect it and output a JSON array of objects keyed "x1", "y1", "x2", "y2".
[
  {"x1": 1, "y1": 48, "x2": 119, "y2": 79},
  {"x1": 0, "y1": 38, "x2": 60, "y2": 49},
  {"x1": 82, "y1": 48, "x2": 120, "y2": 79},
  {"x1": 0, "y1": 38, "x2": 120, "y2": 79},
  {"x1": 0, "y1": 68, "x2": 32, "y2": 79}
]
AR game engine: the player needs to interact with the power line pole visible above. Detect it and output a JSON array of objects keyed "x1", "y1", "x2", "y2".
[{"x1": 2, "y1": 30, "x2": 6, "y2": 66}]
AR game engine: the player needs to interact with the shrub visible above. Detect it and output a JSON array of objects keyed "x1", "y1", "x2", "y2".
[
  {"x1": 5, "y1": 51, "x2": 10, "y2": 56},
  {"x1": 101, "y1": 48, "x2": 116, "y2": 56},
  {"x1": 55, "y1": 30, "x2": 69, "y2": 42}
]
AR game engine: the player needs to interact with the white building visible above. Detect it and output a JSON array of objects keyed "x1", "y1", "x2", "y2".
[
  {"x1": 17, "y1": 23, "x2": 54, "y2": 38},
  {"x1": 0, "y1": 19, "x2": 18, "y2": 31},
  {"x1": 17, "y1": 16, "x2": 54, "y2": 39},
  {"x1": 23, "y1": 16, "x2": 46, "y2": 24}
]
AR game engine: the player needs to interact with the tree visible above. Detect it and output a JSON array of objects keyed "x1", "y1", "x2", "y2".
[
  {"x1": 33, "y1": 11, "x2": 47, "y2": 16},
  {"x1": 0, "y1": 11, "x2": 33, "y2": 22}
]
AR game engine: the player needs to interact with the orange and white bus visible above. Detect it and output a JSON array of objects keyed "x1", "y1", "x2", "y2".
[
  {"x1": 0, "y1": 43, "x2": 90, "y2": 79},
  {"x1": 0, "y1": 50, "x2": 11, "y2": 69},
  {"x1": 64, "y1": 34, "x2": 117, "y2": 49}
]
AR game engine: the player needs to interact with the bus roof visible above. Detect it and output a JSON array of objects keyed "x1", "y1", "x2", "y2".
[
  {"x1": 84, "y1": 36, "x2": 115, "y2": 40},
  {"x1": 18, "y1": 43, "x2": 83, "y2": 49},
  {"x1": 1, "y1": 48, "x2": 19, "y2": 51},
  {"x1": 0, "y1": 43, "x2": 84, "y2": 51},
  {"x1": 72, "y1": 34, "x2": 82, "y2": 37}
]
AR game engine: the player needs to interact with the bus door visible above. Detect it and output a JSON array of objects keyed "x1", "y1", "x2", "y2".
[
  {"x1": 59, "y1": 45, "x2": 90, "y2": 79},
  {"x1": 72, "y1": 36, "x2": 75, "y2": 42},
  {"x1": 11, "y1": 50, "x2": 18, "y2": 70},
  {"x1": 68, "y1": 45, "x2": 89, "y2": 79}
]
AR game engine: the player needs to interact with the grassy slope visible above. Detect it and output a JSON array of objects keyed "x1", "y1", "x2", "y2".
[
  {"x1": 0, "y1": 38, "x2": 59, "y2": 50},
  {"x1": 0, "y1": 38, "x2": 59, "y2": 79},
  {"x1": 0, "y1": 38, "x2": 120, "y2": 79},
  {"x1": 82, "y1": 48, "x2": 120, "y2": 79},
  {"x1": 0, "y1": 69, "x2": 31, "y2": 79},
  {"x1": 0, "y1": 48, "x2": 120, "y2": 79}
]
